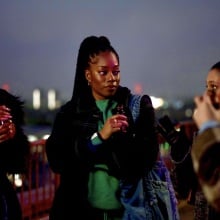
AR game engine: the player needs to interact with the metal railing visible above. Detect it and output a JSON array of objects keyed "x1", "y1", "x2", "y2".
[{"x1": 11, "y1": 139, "x2": 60, "y2": 220}]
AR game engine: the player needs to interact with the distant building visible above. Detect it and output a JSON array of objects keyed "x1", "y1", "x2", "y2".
[{"x1": 32, "y1": 88, "x2": 61, "y2": 110}]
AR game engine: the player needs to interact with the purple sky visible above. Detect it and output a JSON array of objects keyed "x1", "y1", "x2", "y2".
[{"x1": 1, "y1": 1, "x2": 220, "y2": 103}]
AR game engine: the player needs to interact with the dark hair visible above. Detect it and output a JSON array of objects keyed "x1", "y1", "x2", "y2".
[
  {"x1": 210, "y1": 61, "x2": 220, "y2": 70},
  {"x1": 71, "y1": 36, "x2": 119, "y2": 107}
]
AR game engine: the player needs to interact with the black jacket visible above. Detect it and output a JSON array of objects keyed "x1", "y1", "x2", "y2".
[{"x1": 46, "y1": 86, "x2": 159, "y2": 219}]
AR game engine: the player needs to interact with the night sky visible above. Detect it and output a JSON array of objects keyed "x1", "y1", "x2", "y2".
[{"x1": 1, "y1": 0, "x2": 220, "y2": 104}]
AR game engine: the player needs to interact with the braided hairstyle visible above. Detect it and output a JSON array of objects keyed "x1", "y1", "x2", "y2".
[{"x1": 71, "y1": 36, "x2": 119, "y2": 109}]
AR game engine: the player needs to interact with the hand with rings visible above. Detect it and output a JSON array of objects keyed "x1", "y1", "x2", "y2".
[
  {"x1": 98, "y1": 115, "x2": 129, "y2": 140},
  {"x1": 0, "y1": 105, "x2": 15, "y2": 143},
  {"x1": 111, "y1": 118, "x2": 118, "y2": 128},
  {"x1": 111, "y1": 115, "x2": 128, "y2": 131},
  {"x1": 0, "y1": 120, "x2": 16, "y2": 143},
  {"x1": 0, "y1": 105, "x2": 12, "y2": 121}
]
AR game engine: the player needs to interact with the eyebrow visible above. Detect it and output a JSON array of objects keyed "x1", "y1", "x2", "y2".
[
  {"x1": 207, "y1": 81, "x2": 220, "y2": 84},
  {"x1": 97, "y1": 65, "x2": 119, "y2": 68}
]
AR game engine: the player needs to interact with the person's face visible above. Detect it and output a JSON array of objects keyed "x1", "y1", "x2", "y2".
[
  {"x1": 206, "y1": 68, "x2": 220, "y2": 108},
  {"x1": 85, "y1": 51, "x2": 120, "y2": 100}
]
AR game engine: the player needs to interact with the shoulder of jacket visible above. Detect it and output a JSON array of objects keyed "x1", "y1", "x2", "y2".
[
  {"x1": 192, "y1": 126, "x2": 220, "y2": 163},
  {"x1": 129, "y1": 94, "x2": 151, "y2": 107},
  {"x1": 57, "y1": 101, "x2": 74, "y2": 115}
]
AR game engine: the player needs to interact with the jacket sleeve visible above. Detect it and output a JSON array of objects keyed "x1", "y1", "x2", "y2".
[
  {"x1": 191, "y1": 126, "x2": 220, "y2": 211},
  {"x1": 137, "y1": 95, "x2": 159, "y2": 167},
  {"x1": 0, "y1": 126, "x2": 29, "y2": 174},
  {"x1": 132, "y1": 95, "x2": 159, "y2": 171},
  {"x1": 45, "y1": 105, "x2": 77, "y2": 173}
]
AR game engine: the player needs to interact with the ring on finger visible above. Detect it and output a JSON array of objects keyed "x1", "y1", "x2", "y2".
[{"x1": 194, "y1": 109, "x2": 197, "y2": 115}]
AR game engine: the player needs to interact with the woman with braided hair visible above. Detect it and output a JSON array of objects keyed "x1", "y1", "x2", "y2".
[{"x1": 46, "y1": 36, "x2": 179, "y2": 220}]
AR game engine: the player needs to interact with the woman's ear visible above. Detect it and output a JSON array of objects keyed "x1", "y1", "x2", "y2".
[{"x1": 85, "y1": 69, "x2": 91, "y2": 83}]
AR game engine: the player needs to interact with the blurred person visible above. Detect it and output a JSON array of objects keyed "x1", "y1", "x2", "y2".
[
  {"x1": 0, "y1": 88, "x2": 29, "y2": 220},
  {"x1": 192, "y1": 61, "x2": 220, "y2": 219},
  {"x1": 46, "y1": 35, "x2": 179, "y2": 220},
  {"x1": 157, "y1": 62, "x2": 220, "y2": 220}
]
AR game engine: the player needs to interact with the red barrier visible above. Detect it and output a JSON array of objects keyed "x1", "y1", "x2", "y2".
[{"x1": 12, "y1": 139, "x2": 60, "y2": 220}]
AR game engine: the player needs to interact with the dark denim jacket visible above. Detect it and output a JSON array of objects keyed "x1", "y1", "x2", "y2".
[
  {"x1": 120, "y1": 158, "x2": 180, "y2": 220},
  {"x1": 120, "y1": 95, "x2": 180, "y2": 220}
]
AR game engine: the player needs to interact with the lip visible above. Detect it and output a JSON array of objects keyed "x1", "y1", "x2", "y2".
[{"x1": 106, "y1": 86, "x2": 117, "y2": 91}]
